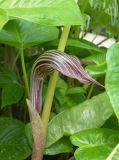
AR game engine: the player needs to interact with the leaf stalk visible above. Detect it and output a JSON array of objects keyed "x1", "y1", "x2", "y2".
[{"x1": 20, "y1": 48, "x2": 30, "y2": 97}]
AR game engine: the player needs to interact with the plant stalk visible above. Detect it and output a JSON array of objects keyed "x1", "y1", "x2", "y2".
[
  {"x1": 87, "y1": 83, "x2": 94, "y2": 99},
  {"x1": 41, "y1": 26, "x2": 71, "y2": 130},
  {"x1": 12, "y1": 50, "x2": 20, "y2": 70},
  {"x1": 20, "y1": 48, "x2": 30, "y2": 97}
]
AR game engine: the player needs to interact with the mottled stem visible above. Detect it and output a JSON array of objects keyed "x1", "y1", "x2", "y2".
[{"x1": 26, "y1": 99, "x2": 45, "y2": 160}]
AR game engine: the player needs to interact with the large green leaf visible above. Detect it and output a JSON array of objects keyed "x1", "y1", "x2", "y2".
[
  {"x1": 0, "y1": 8, "x2": 8, "y2": 29},
  {"x1": 0, "y1": 19, "x2": 59, "y2": 48},
  {"x1": 0, "y1": 117, "x2": 31, "y2": 160},
  {"x1": 0, "y1": 0, "x2": 84, "y2": 26},
  {"x1": 105, "y1": 43, "x2": 119, "y2": 120},
  {"x1": 44, "y1": 137, "x2": 73, "y2": 155},
  {"x1": 70, "y1": 128, "x2": 119, "y2": 160},
  {"x1": 107, "y1": 144, "x2": 119, "y2": 160},
  {"x1": 46, "y1": 92, "x2": 113, "y2": 147}
]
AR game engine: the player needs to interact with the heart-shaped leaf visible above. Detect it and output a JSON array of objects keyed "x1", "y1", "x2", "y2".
[
  {"x1": 0, "y1": 19, "x2": 59, "y2": 48},
  {"x1": 70, "y1": 128, "x2": 119, "y2": 160}
]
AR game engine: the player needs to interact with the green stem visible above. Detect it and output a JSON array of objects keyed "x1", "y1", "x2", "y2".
[
  {"x1": 41, "y1": 26, "x2": 71, "y2": 130},
  {"x1": 20, "y1": 48, "x2": 30, "y2": 97},
  {"x1": 74, "y1": 26, "x2": 80, "y2": 39},
  {"x1": 12, "y1": 51, "x2": 20, "y2": 70},
  {"x1": 87, "y1": 83, "x2": 94, "y2": 99}
]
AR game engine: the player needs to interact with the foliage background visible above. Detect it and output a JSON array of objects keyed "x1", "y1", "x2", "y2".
[{"x1": 0, "y1": 0, "x2": 119, "y2": 160}]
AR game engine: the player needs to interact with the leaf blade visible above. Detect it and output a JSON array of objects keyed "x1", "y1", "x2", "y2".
[
  {"x1": 105, "y1": 43, "x2": 119, "y2": 120},
  {"x1": 46, "y1": 92, "x2": 113, "y2": 147},
  {"x1": 0, "y1": 19, "x2": 59, "y2": 48},
  {"x1": 0, "y1": 0, "x2": 85, "y2": 26},
  {"x1": 0, "y1": 117, "x2": 31, "y2": 160}
]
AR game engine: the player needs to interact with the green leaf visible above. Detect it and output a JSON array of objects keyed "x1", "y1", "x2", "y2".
[
  {"x1": 0, "y1": 19, "x2": 59, "y2": 48},
  {"x1": 54, "y1": 78, "x2": 86, "y2": 113},
  {"x1": 65, "y1": 39, "x2": 106, "y2": 55},
  {"x1": 66, "y1": 87, "x2": 85, "y2": 95},
  {"x1": 0, "y1": 8, "x2": 8, "y2": 29},
  {"x1": 70, "y1": 128, "x2": 119, "y2": 147},
  {"x1": 71, "y1": 128, "x2": 119, "y2": 160},
  {"x1": 0, "y1": 117, "x2": 31, "y2": 160},
  {"x1": 83, "y1": 52, "x2": 106, "y2": 65},
  {"x1": 0, "y1": 0, "x2": 84, "y2": 26},
  {"x1": 1, "y1": 84, "x2": 23, "y2": 108},
  {"x1": 46, "y1": 92, "x2": 113, "y2": 147},
  {"x1": 44, "y1": 39, "x2": 106, "y2": 58},
  {"x1": 75, "y1": 145, "x2": 112, "y2": 160},
  {"x1": 25, "y1": 123, "x2": 33, "y2": 149},
  {"x1": 0, "y1": 70, "x2": 18, "y2": 85},
  {"x1": 85, "y1": 63, "x2": 107, "y2": 77},
  {"x1": 105, "y1": 43, "x2": 119, "y2": 121},
  {"x1": 107, "y1": 144, "x2": 119, "y2": 160},
  {"x1": 44, "y1": 137, "x2": 73, "y2": 155}
]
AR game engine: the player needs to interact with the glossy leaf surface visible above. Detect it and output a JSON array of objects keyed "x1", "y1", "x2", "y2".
[
  {"x1": 46, "y1": 93, "x2": 113, "y2": 147},
  {"x1": 70, "y1": 128, "x2": 119, "y2": 147},
  {"x1": 71, "y1": 128, "x2": 119, "y2": 160},
  {"x1": 105, "y1": 43, "x2": 119, "y2": 120},
  {"x1": 75, "y1": 146, "x2": 112, "y2": 160}
]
